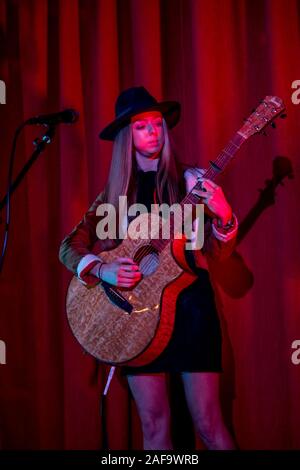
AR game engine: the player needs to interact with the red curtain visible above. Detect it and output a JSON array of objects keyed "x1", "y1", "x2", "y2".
[{"x1": 0, "y1": 0, "x2": 300, "y2": 450}]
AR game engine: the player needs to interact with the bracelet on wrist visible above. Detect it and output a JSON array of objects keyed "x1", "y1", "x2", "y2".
[
  {"x1": 97, "y1": 261, "x2": 106, "y2": 280},
  {"x1": 217, "y1": 215, "x2": 235, "y2": 231}
]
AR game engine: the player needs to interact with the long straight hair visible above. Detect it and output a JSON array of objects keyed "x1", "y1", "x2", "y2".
[{"x1": 103, "y1": 119, "x2": 180, "y2": 208}]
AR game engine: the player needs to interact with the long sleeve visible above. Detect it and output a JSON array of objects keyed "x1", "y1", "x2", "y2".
[{"x1": 59, "y1": 191, "x2": 119, "y2": 285}]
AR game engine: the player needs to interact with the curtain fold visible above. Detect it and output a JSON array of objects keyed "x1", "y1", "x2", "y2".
[{"x1": 0, "y1": 0, "x2": 299, "y2": 449}]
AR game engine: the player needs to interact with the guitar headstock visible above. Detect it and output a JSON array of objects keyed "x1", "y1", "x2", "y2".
[{"x1": 238, "y1": 96, "x2": 286, "y2": 139}]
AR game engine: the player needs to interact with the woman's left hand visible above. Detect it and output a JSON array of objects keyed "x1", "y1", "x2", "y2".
[{"x1": 193, "y1": 178, "x2": 233, "y2": 225}]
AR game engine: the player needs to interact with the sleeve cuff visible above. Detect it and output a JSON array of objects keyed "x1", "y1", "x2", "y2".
[
  {"x1": 211, "y1": 213, "x2": 238, "y2": 242},
  {"x1": 77, "y1": 254, "x2": 102, "y2": 286}
]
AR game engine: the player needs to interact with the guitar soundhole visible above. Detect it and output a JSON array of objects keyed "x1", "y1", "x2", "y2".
[{"x1": 134, "y1": 245, "x2": 159, "y2": 276}]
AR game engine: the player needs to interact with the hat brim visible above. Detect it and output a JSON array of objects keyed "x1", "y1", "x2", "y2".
[{"x1": 99, "y1": 101, "x2": 181, "y2": 141}]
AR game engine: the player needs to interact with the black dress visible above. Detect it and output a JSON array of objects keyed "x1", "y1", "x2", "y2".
[{"x1": 122, "y1": 170, "x2": 222, "y2": 375}]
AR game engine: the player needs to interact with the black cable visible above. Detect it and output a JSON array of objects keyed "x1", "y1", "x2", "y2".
[
  {"x1": 0, "y1": 124, "x2": 55, "y2": 274},
  {"x1": 0, "y1": 122, "x2": 26, "y2": 274}
]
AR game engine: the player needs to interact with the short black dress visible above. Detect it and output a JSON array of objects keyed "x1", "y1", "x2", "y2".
[{"x1": 122, "y1": 170, "x2": 222, "y2": 375}]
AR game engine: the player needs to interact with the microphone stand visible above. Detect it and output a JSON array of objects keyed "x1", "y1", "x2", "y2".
[
  {"x1": 0, "y1": 125, "x2": 56, "y2": 210},
  {"x1": 0, "y1": 124, "x2": 56, "y2": 273}
]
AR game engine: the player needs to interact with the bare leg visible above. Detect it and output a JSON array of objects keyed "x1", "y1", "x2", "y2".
[
  {"x1": 181, "y1": 372, "x2": 236, "y2": 450},
  {"x1": 127, "y1": 373, "x2": 173, "y2": 450}
]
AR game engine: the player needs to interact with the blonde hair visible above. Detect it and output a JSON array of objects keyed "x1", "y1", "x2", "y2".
[{"x1": 103, "y1": 119, "x2": 180, "y2": 208}]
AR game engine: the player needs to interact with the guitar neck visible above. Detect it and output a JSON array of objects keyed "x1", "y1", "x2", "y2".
[
  {"x1": 150, "y1": 132, "x2": 247, "y2": 254},
  {"x1": 203, "y1": 132, "x2": 246, "y2": 180},
  {"x1": 180, "y1": 132, "x2": 246, "y2": 207},
  {"x1": 150, "y1": 95, "x2": 285, "y2": 253}
]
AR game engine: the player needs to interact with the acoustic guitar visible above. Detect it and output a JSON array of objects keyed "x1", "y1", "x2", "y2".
[{"x1": 66, "y1": 96, "x2": 285, "y2": 367}]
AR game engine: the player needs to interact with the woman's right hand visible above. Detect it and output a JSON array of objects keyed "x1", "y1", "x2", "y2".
[{"x1": 98, "y1": 257, "x2": 142, "y2": 288}]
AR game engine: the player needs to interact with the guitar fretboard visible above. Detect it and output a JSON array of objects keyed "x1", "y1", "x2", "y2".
[{"x1": 150, "y1": 132, "x2": 246, "y2": 253}]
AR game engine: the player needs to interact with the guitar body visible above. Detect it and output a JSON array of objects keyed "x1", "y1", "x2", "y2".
[{"x1": 66, "y1": 213, "x2": 197, "y2": 366}]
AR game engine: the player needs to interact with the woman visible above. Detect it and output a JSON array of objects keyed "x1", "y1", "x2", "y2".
[{"x1": 59, "y1": 86, "x2": 238, "y2": 450}]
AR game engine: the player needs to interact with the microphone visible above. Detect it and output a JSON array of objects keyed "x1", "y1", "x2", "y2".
[{"x1": 26, "y1": 108, "x2": 79, "y2": 126}]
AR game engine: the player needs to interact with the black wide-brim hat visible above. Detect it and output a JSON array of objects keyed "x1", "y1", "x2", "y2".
[{"x1": 99, "y1": 86, "x2": 181, "y2": 141}]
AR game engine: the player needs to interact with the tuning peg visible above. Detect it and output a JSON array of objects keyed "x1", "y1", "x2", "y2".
[
  {"x1": 280, "y1": 113, "x2": 287, "y2": 119},
  {"x1": 271, "y1": 122, "x2": 276, "y2": 129}
]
